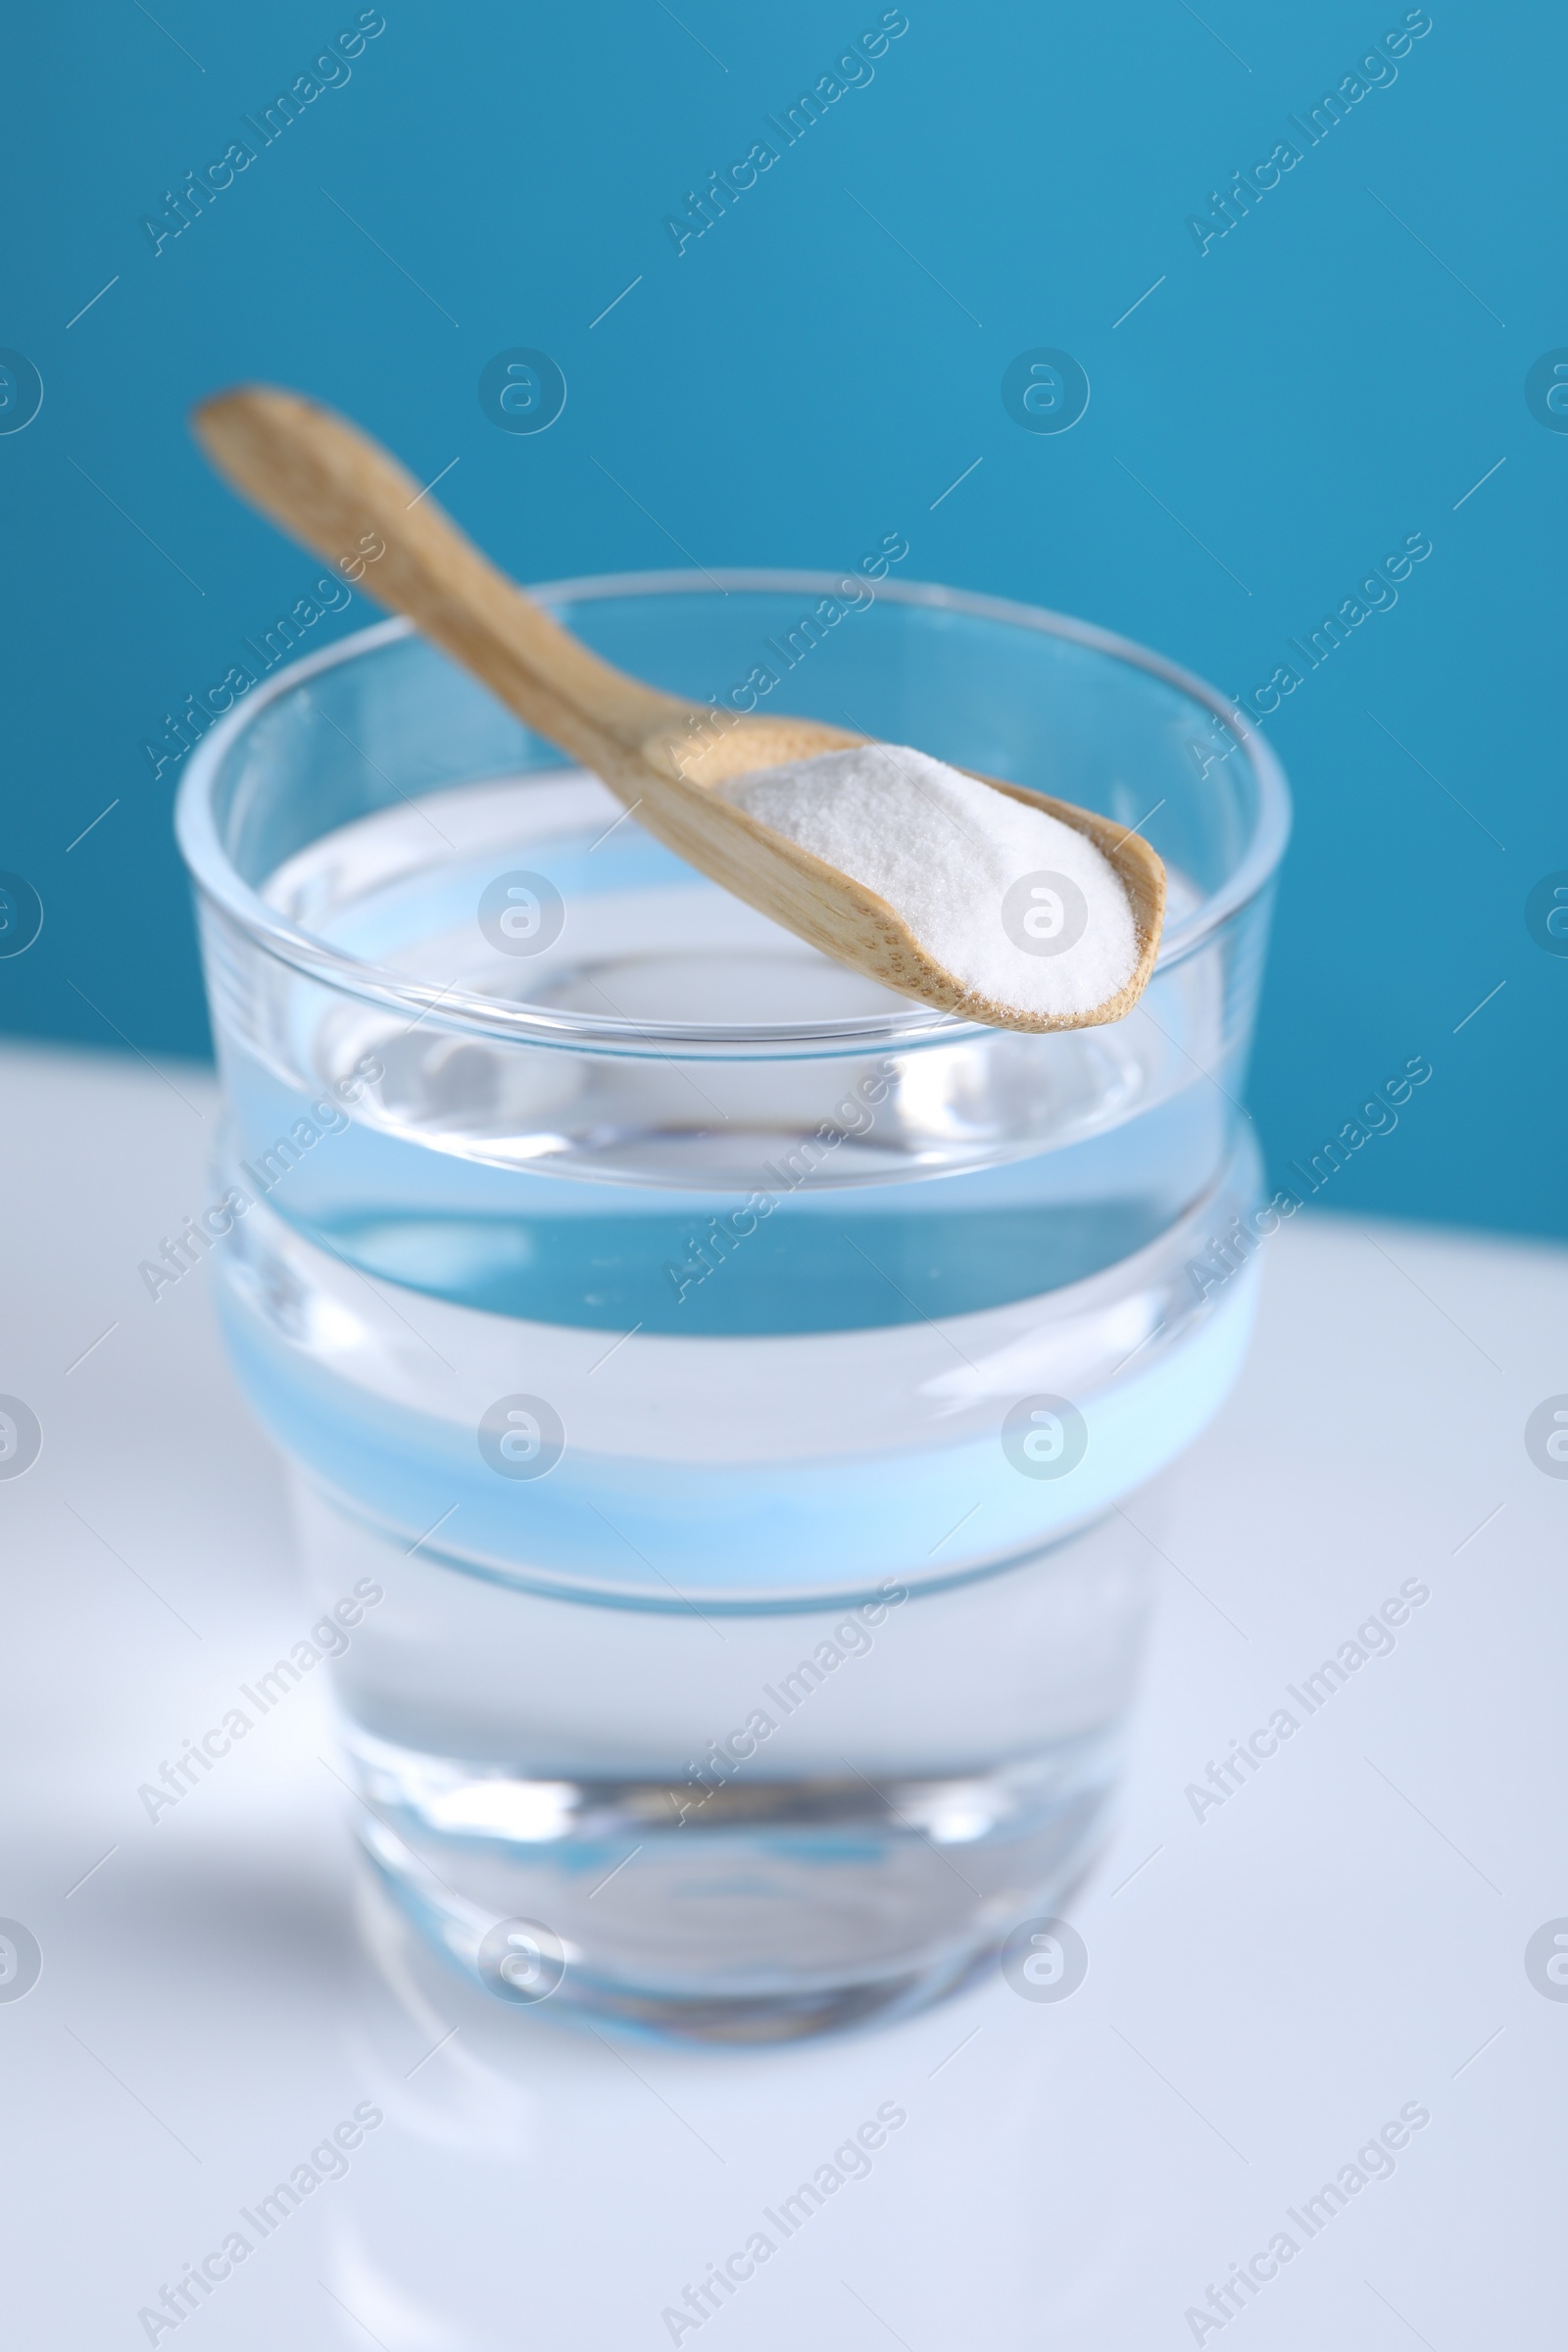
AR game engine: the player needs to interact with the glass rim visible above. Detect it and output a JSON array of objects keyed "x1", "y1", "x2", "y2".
[{"x1": 175, "y1": 567, "x2": 1292, "y2": 1054}]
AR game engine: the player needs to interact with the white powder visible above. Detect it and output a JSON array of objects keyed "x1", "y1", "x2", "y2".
[{"x1": 721, "y1": 743, "x2": 1140, "y2": 1020}]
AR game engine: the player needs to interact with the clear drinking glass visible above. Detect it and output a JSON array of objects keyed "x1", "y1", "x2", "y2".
[{"x1": 176, "y1": 571, "x2": 1289, "y2": 2040}]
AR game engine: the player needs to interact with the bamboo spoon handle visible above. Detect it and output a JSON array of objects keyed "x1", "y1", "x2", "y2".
[{"x1": 191, "y1": 386, "x2": 690, "y2": 783}]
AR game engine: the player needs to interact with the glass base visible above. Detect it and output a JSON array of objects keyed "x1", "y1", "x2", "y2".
[{"x1": 346, "y1": 1731, "x2": 1115, "y2": 2043}]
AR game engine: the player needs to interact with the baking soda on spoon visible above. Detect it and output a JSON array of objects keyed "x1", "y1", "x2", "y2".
[{"x1": 721, "y1": 743, "x2": 1141, "y2": 1023}]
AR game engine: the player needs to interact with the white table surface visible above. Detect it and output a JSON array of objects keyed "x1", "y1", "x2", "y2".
[{"x1": 1, "y1": 1041, "x2": 1562, "y2": 2349}]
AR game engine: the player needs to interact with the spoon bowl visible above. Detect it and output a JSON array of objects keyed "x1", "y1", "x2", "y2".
[{"x1": 192, "y1": 387, "x2": 1165, "y2": 1032}]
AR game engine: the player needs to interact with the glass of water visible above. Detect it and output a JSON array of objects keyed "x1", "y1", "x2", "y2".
[{"x1": 177, "y1": 571, "x2": 1289, "y2": 2039}]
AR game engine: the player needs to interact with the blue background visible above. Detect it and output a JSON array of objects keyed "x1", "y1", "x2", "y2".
[{"x1": 2, "y1": 0, "x2": 1560, "y2": 1235}]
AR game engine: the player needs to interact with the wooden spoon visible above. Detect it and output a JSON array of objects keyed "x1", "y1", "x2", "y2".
[{"x1": 191, "y1": 386, "x2": 1165, "y2": 1032}]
